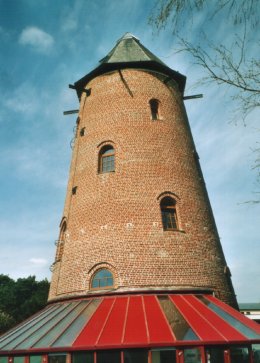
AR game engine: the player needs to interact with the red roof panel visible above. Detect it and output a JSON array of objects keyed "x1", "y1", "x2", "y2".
[
  {"x1": 184, "y1": 295, "x2": 247, "y2": 342},
  {"x1": 98, "y1": 296, "x2": 128, "y2": 347},
  {"x1": 170, "y1": 295, "x2": 233, "y2": 342},
  {"x1": 206, "y1": 295, "x2": 260, "y2": 335},
  {"x1": 123, "y1": 296, "x2": 148, "y2": 346},
  {"x1": 73, "y1": 297, "x2": 114, "y2": 347},
  {"x1": 143, "y1": 295, "x2": 175, "y2": 344}
]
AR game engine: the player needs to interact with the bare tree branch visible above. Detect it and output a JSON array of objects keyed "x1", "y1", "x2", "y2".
[
  {"x1": 149, "y1": 0, "x2": 259, "y2": 31},
  {"x1": 149, "y1": 0, "x2": 260, "y2": 203}
]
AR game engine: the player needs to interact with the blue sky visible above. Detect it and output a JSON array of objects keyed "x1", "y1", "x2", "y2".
[{"x1": 0, "y1": 0, "x2": 259, "y2": 303}]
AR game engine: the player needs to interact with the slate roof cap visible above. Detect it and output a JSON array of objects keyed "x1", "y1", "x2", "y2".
[
  {"x1": 99, "y1": 32, "x2": 167, "y2": 66},
  {"x1": 73, "y1": 33, "x2": 186, "y2": 97}
]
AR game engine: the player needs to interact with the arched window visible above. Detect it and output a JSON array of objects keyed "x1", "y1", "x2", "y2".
[
  {"x1": 149, "y1": 99, "x2": 160, "y2": 120},
  {"x1": 99, "y1": 145, "x2": 115, "y2": 173},
  {"x1": 56, "y1": 220, "x2": 66, "y2": 261},
  {"x1": 91, "y1": 269, "x2": 114, "y2": 289},
  {"x1": 160, "y1": 196, "x2": 178, "y2": 230},
  {"x1": 59, "y1": 220, "x2": 67, "y2": 241}
]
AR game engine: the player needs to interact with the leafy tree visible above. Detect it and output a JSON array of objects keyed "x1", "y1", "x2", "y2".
[
  {"x1": 0, "y1": 275, "x2": 16, "y2": 319},
  {"x1": 0, "y1": 275, "x2": 49, "y2": 335},
  {"x1": 0, "y1": 310, "x2": 15, "y2": 334}
]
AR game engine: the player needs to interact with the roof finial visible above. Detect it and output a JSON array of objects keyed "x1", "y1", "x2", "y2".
[{"x1": 117, "y1": 32, "x2": 140, "y2": 43}]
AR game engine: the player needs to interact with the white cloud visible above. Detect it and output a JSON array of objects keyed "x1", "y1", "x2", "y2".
[
  {"x1": 1, "y1": 141, "x2": 70, "y2": 190},
  {"x1": 30, "y1": 258, "x2": 48, "y2": 267},
  {"x1": 60, "y1": 0, "x2": 82, "y2": 32},
  {"x1": 0, "y1": 215, "x2": 55, "y2": 281},
  {"x1": 3, "y1": 83, "x2": 40, "y2": 115},
  {"x1": 61, "y1": 17, "x2": 78, "y2": 32},
  {"x1": 19, "y1": 26, "x2": 54, "y2": 54}
]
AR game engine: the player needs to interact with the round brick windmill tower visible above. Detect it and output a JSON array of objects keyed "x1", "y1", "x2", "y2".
[
  {"x1": 1, "y1": 33, "x2": 260, "y2": 363},
  {"x1": 48, "y1": 32, "x2": 236, "y2": 307}
]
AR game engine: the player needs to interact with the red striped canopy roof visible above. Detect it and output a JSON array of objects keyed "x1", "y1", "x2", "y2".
[{"x1": 0, "y1": 294, "x2": 260, "y2": 354}]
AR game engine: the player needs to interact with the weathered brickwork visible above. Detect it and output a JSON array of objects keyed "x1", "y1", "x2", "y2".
[{"x1": 49, "y1": 69, "x2": 237, "y2": 308}]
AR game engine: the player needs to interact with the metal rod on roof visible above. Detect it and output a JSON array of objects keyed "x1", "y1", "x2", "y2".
[
  {"x1": 69, "y1": 84, "x2": 91, "y2": 96},
  {"x1": 63, "y1": 110, "x2": 79, "y2": 115},
  {"x1": 183, "y1": 94, "x2": 203, "y2": 100}
]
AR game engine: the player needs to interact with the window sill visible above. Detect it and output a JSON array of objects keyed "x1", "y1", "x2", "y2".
[
  {"x1": 163, "y1": 229, "x2": 185, "y2": 233},
  {"x1": 151, "y1": 117, "x2": 164, "y2": 121},
  {"x1": 90, "y1": 286, "x2": 115, "y2": 291},
  {"x1": 98, "y1": 170, "x2": 115, "y2": 174}
]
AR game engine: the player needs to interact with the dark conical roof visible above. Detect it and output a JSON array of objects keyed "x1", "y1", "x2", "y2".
[
  {"x1": 99, "y1": 33, "x2": 166, "y2": 65},
  {"x1": 73, "y1": 33, "x2": 186, "y2": 96}
]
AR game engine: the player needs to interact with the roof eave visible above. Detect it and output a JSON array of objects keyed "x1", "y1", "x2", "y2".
[{"x1": 73, "y1": 61, "x2": 186, "y2": 98}]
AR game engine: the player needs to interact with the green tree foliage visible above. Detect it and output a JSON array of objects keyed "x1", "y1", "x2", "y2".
[
  {"x1": 0, "y1": 275, "x2": 49, "y2": 335},
  {"x1": 0, "y1": 310, "x2": 15, "y2": 334}
]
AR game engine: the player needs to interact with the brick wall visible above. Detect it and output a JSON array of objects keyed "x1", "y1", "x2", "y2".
[{"x1": 48, "y1": 69, "x2": 237, "y2": 308}]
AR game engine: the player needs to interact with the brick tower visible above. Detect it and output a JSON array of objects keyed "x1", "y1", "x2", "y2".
[
  {"x1": 2, "y1": 33, "x2": 260, "y2": 363},
  {"x1": 49, "y1": 33, "x2": 237, "y2": 308}
]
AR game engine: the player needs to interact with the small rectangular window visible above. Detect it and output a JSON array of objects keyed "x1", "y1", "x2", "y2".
[
  {"x1": 72, "y1": 352, "x2": 94, "y2": 363},
  {"x1": 49, "y1": 354, "x2": 66, "y2": 363},
  {"x1": 160, "y1": 197, "x2": 178, "y2": 231},
  {"x1": 152, "y1": 349, "x2": 176, "y2": 363},
  {"x1": 184, "y1": 348, "x2": 202, "y2": 363},
  {"x1": 96, "y1": 350, "x2": 120, "y2": 363},
  {"x1": 80, "y1": 128, "x2": 86, "y2": 136},
  {"x1": 72, "y1": 186, "x2": 78, "y2": 195},
  {"x1": 253, "y1": 344, "x2": 260, "y2": 363},
  {"x1": 205, "y1": 348, "x2": 225, "y2": 363},
  {"x1": 230, "y1": 347, "x2": 250, "y2": 363},
  {"x1": 14, "y1": 358, "x2": 25, "y2": 363},
  {"x1": 99, "y1": 145, "x2": 115, "y2": 173},
  {"x1": 30, "y1": 356, "x2": 42, "y2": 363},
  {"x1": 161, "y1": 209, "x2": 177, "y2": 230},
  {"x1": 149, "y1": 99, "x2": 160, "y2": 120},
  {"x1": 124, "y1": 349, "x2": 148, "y2": 363},
  {"x1": 102, "y1": 155, "x2": 115, "y2": 172}
]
